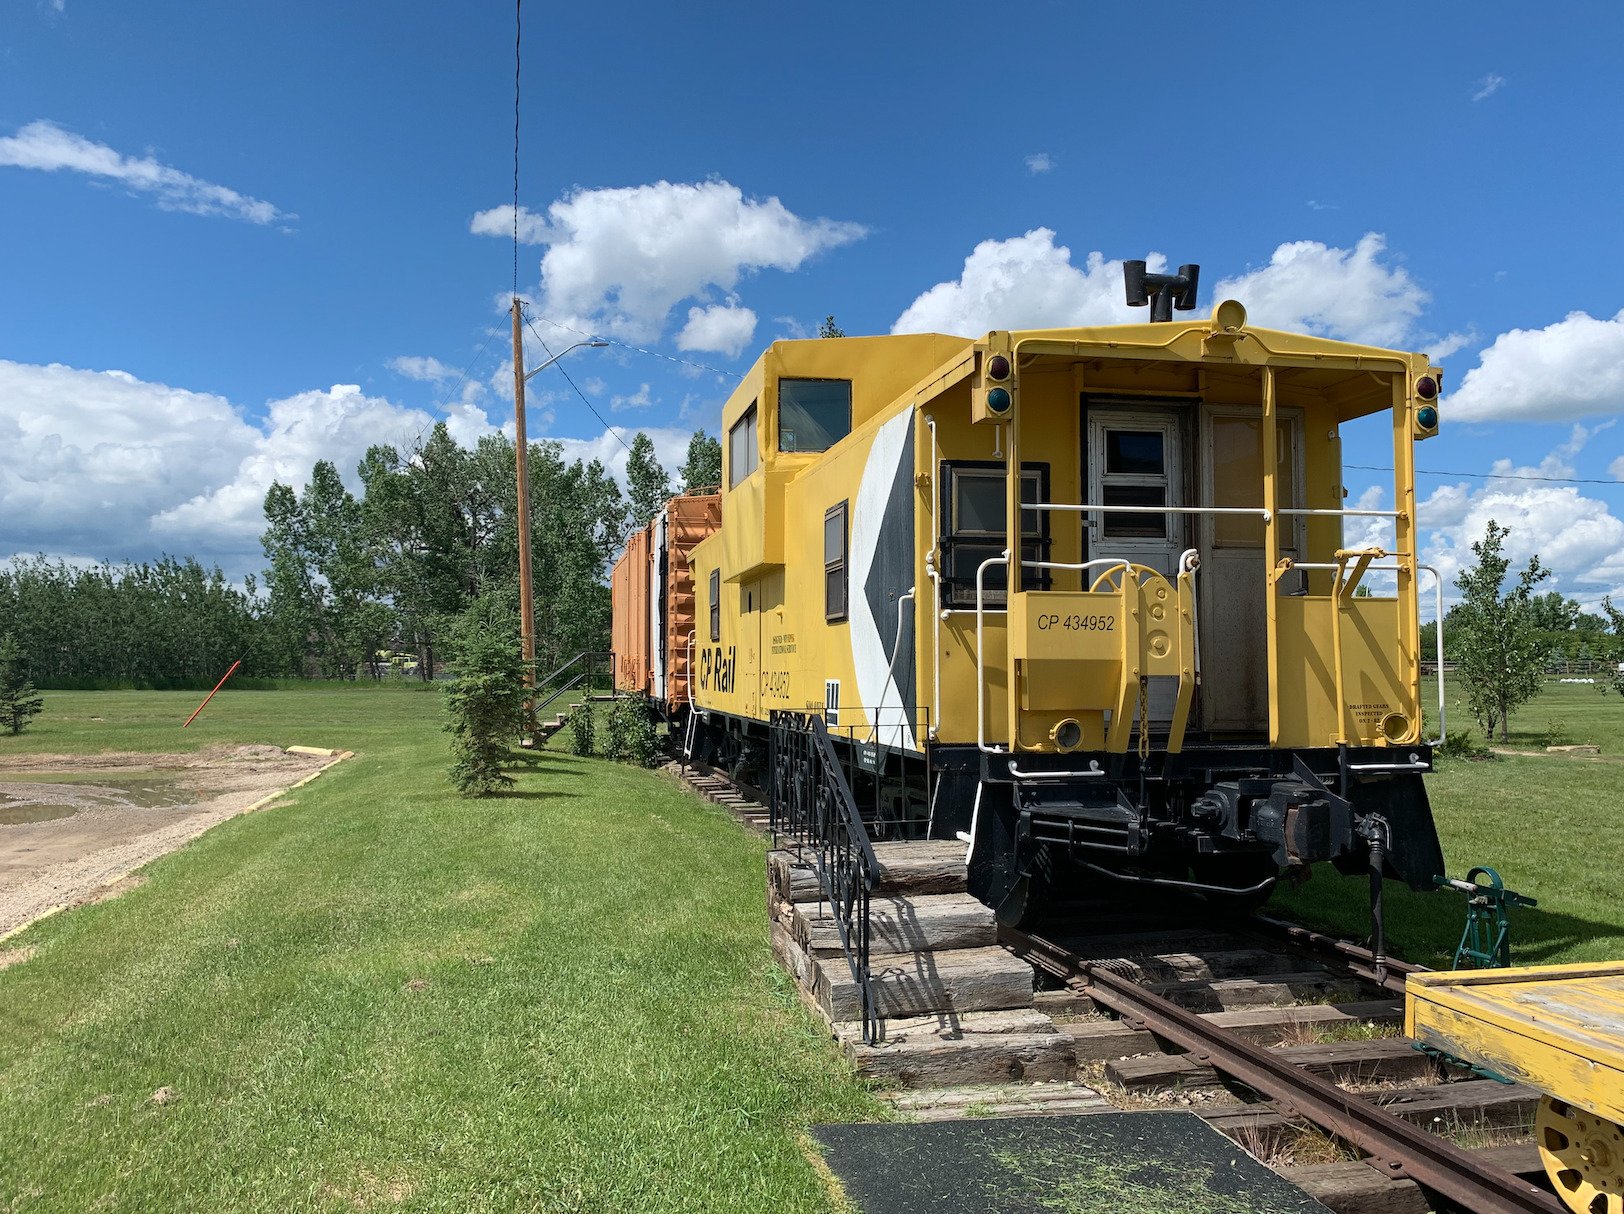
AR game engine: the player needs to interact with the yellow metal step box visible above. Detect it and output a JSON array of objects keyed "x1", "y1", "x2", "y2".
[{"x1": 1007, "y1": 564, "x2": 1195, "y2": 754}]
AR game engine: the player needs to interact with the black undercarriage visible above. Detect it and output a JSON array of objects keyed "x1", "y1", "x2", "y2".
[{"x1": 677, "y1": 706, "x2": 1445, "y2": 926}]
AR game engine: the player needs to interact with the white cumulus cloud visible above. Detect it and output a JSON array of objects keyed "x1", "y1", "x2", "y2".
[
  {"x1": 152, "y1": 384, "x2": 437, "y2": 548},
  {"x1": 1349, "y1": 428, "x2": 1624, "y2": 612},
  {"x1": 1025, "y1": 152, "x2": 1054, "y2": 174},
  {"x1": 677, "y1": 302, "x2": 757, "y2": 357},
  {"x1": 1448, "y1": 308, "x2": 1624, "y2": 423},
  {"x1": 0, "y1": 361, "x2": 451, "y2": 571},
  {"x1": 1416, "y1": 429, "x2": 1624, "y2": 609},
  {"x1": 893, "y1": 229, "x2": 1163, "y2": 335},
  {"x1": 470, "y1": 180, "x2": 865, "y2": 344},
  {"x1": 610, "y1": 383, "x2": 653, "y2": 412},
  {"x1": 469, "y1": 203, "x2": 549, "y2": 244},
  {"x1": 894, "y1": 230, "x2": 1443, "y2": 349},
  {"x1": 0, "y1": 119, "x2": 292, "y2": 225},
  {"x1": 558, "y1": 427, "x2": 692, "y2": 486},
  {"x1": 1211, "y1": 234, "x2": 1427, "y2": 347},
  {"x1": 387, "y1": 355, "x2": 455, "y2": 382}
]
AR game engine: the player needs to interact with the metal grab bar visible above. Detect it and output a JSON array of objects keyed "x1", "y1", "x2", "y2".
[
  {"x1": 925, "y1": 414, "x2": 942, "y2": 739},
  {"x1": 975, "y1": 551, "x2": 1010, "y2": 755},
  {"x1": 1027, "y1": 557, "x2": 1132, "y2": 573},
  {"x1": 1349, "y1": 760, "x2": 1431, "y2": 773},
  {"x1": 1031, "y1": 503, "x2": 1272, "y2": 521},
  {"x1": 1007, "y1": 760, "x2": 1106, "y2": 780},
  {"x1": 1276, "y1": 508, "x2": 1402, "y2": 518},
  {"x1": 867, "y1": 589, "x2": 915, "y2": 747}
]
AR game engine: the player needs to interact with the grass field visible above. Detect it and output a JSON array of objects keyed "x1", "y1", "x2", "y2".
[
  {"x1": 1277, "y1": 679, "x2": 1624, "y2": 968},
  {"x1": 2, "y1": 681, "x2": 1621, "y2": 1209},
  {"x1": 0, "y1": 690, "x2": 880, "y2": 1213}
]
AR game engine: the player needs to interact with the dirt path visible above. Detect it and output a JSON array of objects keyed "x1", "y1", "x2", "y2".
[{"x1": 0, "y1": 745, "x2": 340, "y2": 939}]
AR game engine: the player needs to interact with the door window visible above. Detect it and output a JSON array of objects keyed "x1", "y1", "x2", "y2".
[{"x1": 1093, "y1": 422, "x2": 1176, "y2": 541}]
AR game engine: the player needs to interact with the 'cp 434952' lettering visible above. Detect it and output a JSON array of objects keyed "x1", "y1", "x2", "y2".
[{"x1": 1037, "y1": 613, "x2": 1115, "y2": 632}]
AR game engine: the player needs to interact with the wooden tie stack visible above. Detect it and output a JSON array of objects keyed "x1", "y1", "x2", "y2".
[{"x1": 767, "y1": 841, "x2": 1106, "y2": 1119}]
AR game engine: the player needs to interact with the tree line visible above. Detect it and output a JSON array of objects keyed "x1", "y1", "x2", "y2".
[{"x1": 1, "y1": 426, "x2": 722, "y2": 688}]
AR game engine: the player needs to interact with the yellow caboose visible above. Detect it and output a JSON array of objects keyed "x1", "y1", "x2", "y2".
[{"x1": 642, "y1": 269, "x2": 1446, "y2": 924}]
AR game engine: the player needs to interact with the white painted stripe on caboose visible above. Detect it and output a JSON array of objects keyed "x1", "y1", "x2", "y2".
[{"x1": 849, "y1": 407, "x2": 915, "y2": 752}]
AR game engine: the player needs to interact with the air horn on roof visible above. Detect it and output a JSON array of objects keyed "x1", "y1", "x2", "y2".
[{"x1": 1124, "y1": 260, "x2": 1200, "y2": 323}]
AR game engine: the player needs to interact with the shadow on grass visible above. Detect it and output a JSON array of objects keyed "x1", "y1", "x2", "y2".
[
  {"x1": 492, "y1": 787, "x2": 583, "y2": 802},
  {"x1": 1276, "y1": 875, "x2": 1624, "y2": 968},
  {"x1": 501, "y1": 752, "x2": 586, "y2": 776}
]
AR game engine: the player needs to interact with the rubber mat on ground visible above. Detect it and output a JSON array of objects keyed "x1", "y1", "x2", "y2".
[{"x1": 810, "y1": 1111, "x2": 1327, "y2": 1213}]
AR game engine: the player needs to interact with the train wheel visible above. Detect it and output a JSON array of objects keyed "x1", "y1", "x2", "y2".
[{"x1": 1539, "y1": 1095, "x2": 1624, "y2": 1214}]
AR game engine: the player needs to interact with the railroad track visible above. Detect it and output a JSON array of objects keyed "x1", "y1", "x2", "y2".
[
  {"x1": 1003, "y1": 920, "x2": 1563, "y2": 1214},
  {"x1": 673, "y1": 758, "x2": 1565, "y2": 1214}
]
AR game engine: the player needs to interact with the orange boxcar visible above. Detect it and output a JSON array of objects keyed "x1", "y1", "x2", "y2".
[{"x1": 610, "y1": 490, "x2": 722, "y2": 716}]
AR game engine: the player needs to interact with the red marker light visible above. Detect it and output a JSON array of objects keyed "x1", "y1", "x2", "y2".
[
  {"x1": 1416, "y1": 376, "x2": 1438, "y2": 400},
  {"x1": 987, "y1": 354, "x2": 1012, "y2": 381}
]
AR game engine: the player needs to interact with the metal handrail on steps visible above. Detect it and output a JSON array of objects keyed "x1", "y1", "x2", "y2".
[
  {"x1": 532, "y1": 650, "x2": 615, "y2": 716},
  {"x1": 768, "y1": 711, "x2": 881, "y2": 1045}
]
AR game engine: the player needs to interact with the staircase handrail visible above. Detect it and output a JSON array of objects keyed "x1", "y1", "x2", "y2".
[
  {"x1": 532, "y1": 650, "x2": 613, "y2": 715},
  {"x1": 768, "y1": 711, "x2": 880, "y2": 1043}
]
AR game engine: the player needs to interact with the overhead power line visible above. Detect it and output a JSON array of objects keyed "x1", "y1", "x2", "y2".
[
  {"x1": 512, "y1": 0, "x2": 522, "y2": 300},
  {"x1": 1346, "y1": 464, "x2": 1624, "y2": 487},
  {"x1": 524, "y1": 312, "x2": 633, "y2": 454},
  {"x1": 435, "y1": 328, "x2": 499, "y2": 413},
  {"x1": 524, "y1": 312, "x2": 735, "y2": 378}
]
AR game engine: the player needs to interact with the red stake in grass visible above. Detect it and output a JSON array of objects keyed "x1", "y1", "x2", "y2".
[{"x1": 183, "y1": 659, "x2": 242, "y2": 728}]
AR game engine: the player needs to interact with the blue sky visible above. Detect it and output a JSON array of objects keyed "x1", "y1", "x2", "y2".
[{"x1": 3, "y1": 0, "x2": 1622, "y2": 608}]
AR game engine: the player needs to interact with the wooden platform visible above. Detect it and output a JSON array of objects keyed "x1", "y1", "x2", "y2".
[{"x1": 1406, "y1": 961, "x2": 1624, "y2": 1123}]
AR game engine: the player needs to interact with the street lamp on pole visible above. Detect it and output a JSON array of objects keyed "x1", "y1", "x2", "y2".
[
  {"x1": 525, "y1": 338, "x2": 609, "y2": 382},
  {"x1": 510, "y1": 299, "x2": 607, "y2": 742}
]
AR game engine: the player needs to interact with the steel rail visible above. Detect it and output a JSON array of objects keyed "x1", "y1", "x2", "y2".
[
  {"x1": 1245, "y1": 912, "x2": 1424, "y2": 996},
  {"x1": 1002, "y1": 927, "x2": 1562, "y2": 1214}
]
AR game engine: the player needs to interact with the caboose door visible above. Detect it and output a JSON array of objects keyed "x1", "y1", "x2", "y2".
[
  {"x1": 1085, "y1": 408, "x2": 1186, "y2": 723},
  {"x1": 1198, "y1": 407, "x2": 1304, "y2": 733}
]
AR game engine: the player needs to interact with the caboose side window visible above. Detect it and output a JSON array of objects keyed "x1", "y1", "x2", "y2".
[
  {"x1": 939, "y1": 462, "x2": 1051, "y2": 607},
  {"x1": 709, "y1": 569, "x2": 720, "y2": 642},
  {"x1": 728, "y1": 403, "x2": 758, "y2": 488},
  {"x1": 779, "y1": 379, "x2": 852, "y2": 453},
  {"x1": 824, "y1": 501, "x2": 848, "y2": 621}
]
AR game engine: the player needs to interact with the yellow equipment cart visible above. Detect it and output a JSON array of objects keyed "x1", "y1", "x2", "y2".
[{"x1": 1407, "y1": 963, "x2": 1624, "y2": 1214}]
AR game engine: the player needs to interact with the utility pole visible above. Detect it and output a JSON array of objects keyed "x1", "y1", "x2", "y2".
[{"x1": 512, "y1": 297, "x2": 537, "y2": 740}]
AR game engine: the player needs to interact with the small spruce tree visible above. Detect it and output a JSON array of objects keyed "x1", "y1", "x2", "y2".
[
  {"x1": 0, "y1": 634, "x2": 43, "y2": 736},
  {"x1": 442, "y1": 599, "x2": 524, "y2": 795}
]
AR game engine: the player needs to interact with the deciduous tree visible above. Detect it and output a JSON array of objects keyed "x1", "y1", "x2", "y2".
[
  {"x1": 626, "y1": 431, "x2": 670, "y2": 526},
  {"x1": 678, "y1": 429, "x2": 722, "y2": 492},
  {"x1": 1454, "y1": 520, "x2": 1550, "y2": 743}
]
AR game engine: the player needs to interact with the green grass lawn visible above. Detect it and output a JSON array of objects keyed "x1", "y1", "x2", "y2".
[
  {"x1": 1424, "y1": 675, "x2": 1624, "y2": 753},
  {"x1": 1277, "y1": 680, "x2": 1624, "y2": 969},
  {"x1": 0, "y1": 689, "x2": 880, "y2": 1213}
]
